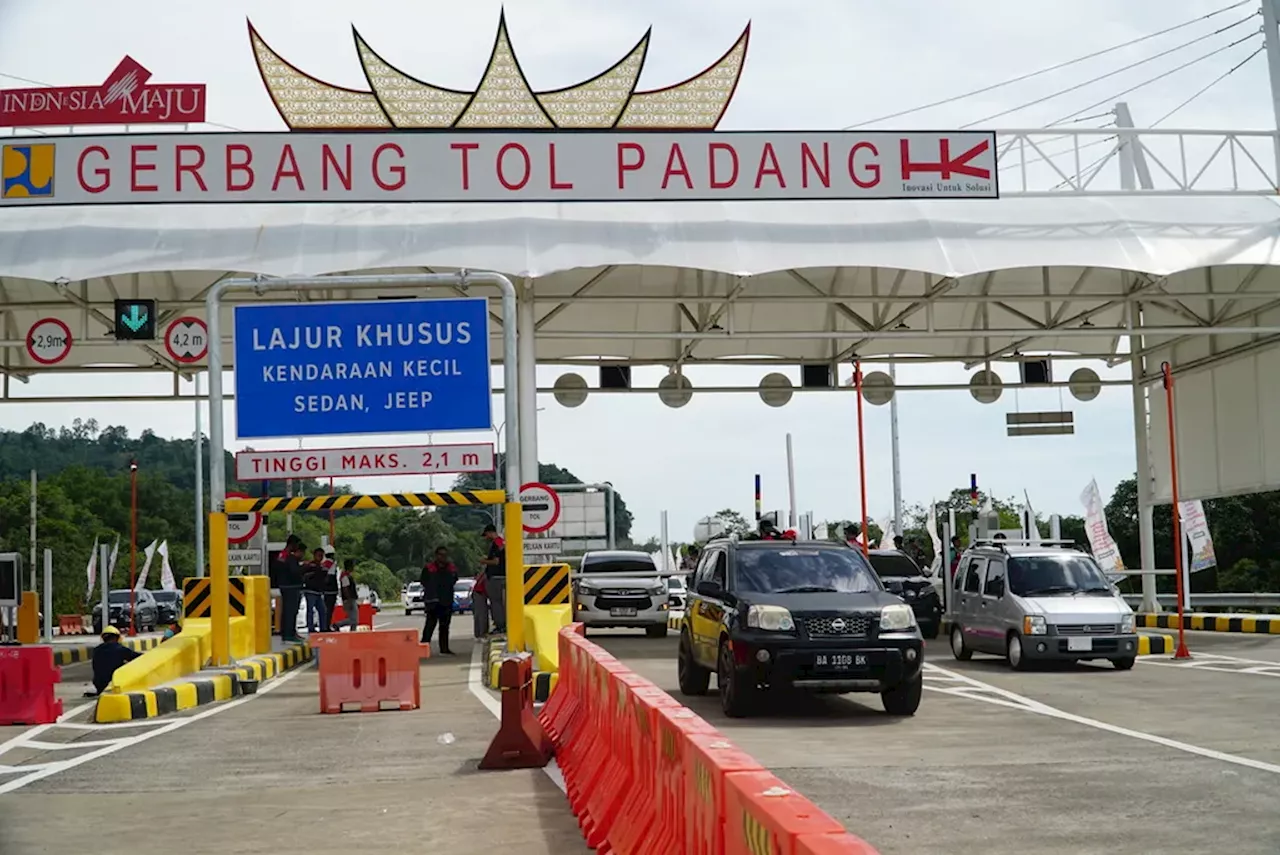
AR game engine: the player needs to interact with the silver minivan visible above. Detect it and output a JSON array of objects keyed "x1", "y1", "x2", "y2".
[{"x1": 948, "y1": 543, "x2": 1138, "y2": 670}]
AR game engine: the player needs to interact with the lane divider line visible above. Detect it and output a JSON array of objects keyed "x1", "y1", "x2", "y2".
[
  {"x1": 922, "y1": 662, "x2": 1280, "y2": 776},
  {"x1": 0, "y1": 656, "x2": 317, "y2": 796}
]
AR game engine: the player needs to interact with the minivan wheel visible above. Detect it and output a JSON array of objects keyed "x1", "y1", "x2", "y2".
[
  {"x1": 950, "y1": 625, "x2": 972, "y2": 661},
  {"x1": 646, "y1": 624, "x2": 668, "y2": 639},
  {"x1": 881, "y1": 672, "x2": 923, "y2": 715},
  {"x1": 677, "y1": 631, "x2": 711, "y2": 696},
  {"x1": 717, "y1": 643, "x2": 756, "y2": 718},
  {"x1": 1008, "y1": 633, "x2": 1031, "y2": 671}
]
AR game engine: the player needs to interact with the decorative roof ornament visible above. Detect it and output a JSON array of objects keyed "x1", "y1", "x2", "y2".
[{"x1": 249, "y1": 10, "x2": 750, "y2": 131}]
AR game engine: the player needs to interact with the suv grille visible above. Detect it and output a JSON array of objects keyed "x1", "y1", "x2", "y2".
[
  {"x1": 803, "y1": 614, "x2": 873, "y2": 638},
  {"x1": 595, "y1": 595, "x2": 653, "y2": 610},
  {"x1": 1057, "y1": 623, "x2": 1118, "y2": 635}
]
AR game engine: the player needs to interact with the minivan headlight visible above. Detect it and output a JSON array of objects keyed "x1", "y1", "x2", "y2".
[
  {"x1": 647, "y1": 583, "x2": 666, "y2": 596},
  {"x1": 746, "y1": 605, "x2": 795, "y2": 632},
  {"x1": 1121, "y1": 614, "x2": 1135, "y2": 633},
  {"x1": 1023, "y1": 615, "x2": 1047, "y2": 635},
  {"x1": 576, "y1": 583, "x2": 600, "y2": 596},
  {"x1": 879, "y1": 603, "x2": 916, "y2": 632}
]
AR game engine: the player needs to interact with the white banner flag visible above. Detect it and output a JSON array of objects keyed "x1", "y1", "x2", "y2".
[
  {"x1": 1177, "y1": 500, "x2": 1217, "y2": 572},
  {"x1": 85, "y1": 536, "x2": 99, "y2": 600},
  {"x1": 877, "y1": 514, "x2": 894, "y2": 549},
  {"x1": 926, "y1": 500, "x2": 943, "y2": 576},
  {"x1": 159, "y1": 541, "x2": 176, "y2": 592},
  {"x1": 1023, "y1": 490, "x2": 1042, "y2": 546},
  {"x1": 1080, "y1": 479, "x2": 1126, "y2": 576},
  {"x1": 134, "y1": 540, "x2": 158, "y2": 590},
  {"x1": 106, "y1": 535, "x2": 120, "y2": 583}
]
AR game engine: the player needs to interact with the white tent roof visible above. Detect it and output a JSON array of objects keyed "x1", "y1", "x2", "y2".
[{"x1": 2, "y1": 196, "x2": 1279, "y2": 370}]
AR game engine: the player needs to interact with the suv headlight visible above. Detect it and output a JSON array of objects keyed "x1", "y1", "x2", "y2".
[
  {"x1": 879, "y1": 604, "x2": 917, "y2": 632},
  {"x1": 1023, "y1": 615, "x2": 1047, "y2": 635},
  {"x1": 1120, "y1": 614, "x2": 1135, "y2": 633},
  {"x1": 746, "y1": 605, "x2": 795, "y2": 632},
  {"x1": 647, "y1": 583, "x2": 666, "y2": 596}
]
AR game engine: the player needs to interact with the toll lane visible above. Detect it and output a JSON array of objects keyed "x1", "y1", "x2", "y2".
[{"x1": 595, "y1": 631, "x2": 1280, "y2": 855}]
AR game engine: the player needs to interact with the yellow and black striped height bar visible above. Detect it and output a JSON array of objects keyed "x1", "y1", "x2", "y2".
[
  {"x1": 184, "y1": 577, "x2": 247, "y2": 618},
  {"x1": 224, "y1": 490, "x2": 505, "y2": 514},
  {"x1": 524, "y1": 564, "x2": 571, "y2": 606}
]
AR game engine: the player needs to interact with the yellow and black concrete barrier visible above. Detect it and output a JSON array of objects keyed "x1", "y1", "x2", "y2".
[
  {"x1": 52, "y1": 636, "x2": 159, "y2": 667},
  {"x1": 1137, "y1": 613, "x2": 1279, "y2": 634}
]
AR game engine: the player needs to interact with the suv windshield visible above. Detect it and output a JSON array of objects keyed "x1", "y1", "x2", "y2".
[
  {"x1": 583, "y1": 557, "x2": 656, "y2": 574},
  {"x1": 407, "y1": 582, "x2": 422, "y2": 592},
  {"x1": 735, "y1": 547, "x2": 880, "y2": 595},
  {"x1": 668, "y1": 576, "x2": 686, "y2": 590},
  {"x1": 153, "y1": 591, "x2": 179, "y2": 603},
  {"x1": 1008, "y1": 555, "x2": 1112, "y2": 596},
  {"x1": 107, "y1": 591, "x2": 134, "y2": 603},
  {"x1": 454, "y1": 580, "x2": 472, "y2": 592},
  {"x1": 867, "y1": 552, "x2": 920, "y2": 579}
]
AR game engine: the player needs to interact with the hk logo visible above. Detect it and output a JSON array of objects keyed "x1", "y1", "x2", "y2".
[{"x1": 1, "y1": 144, "x2": 55, "y2": 198}]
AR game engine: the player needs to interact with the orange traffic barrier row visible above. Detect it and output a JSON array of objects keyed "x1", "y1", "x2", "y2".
[
  {"x1": 540, "y1": 624, "x2": 881, "y2": 855},
  {"x1": 309, "y1": 628, "x2": 429, "y2": 714},
  {"x1": 58, "y1": 615, "x2": 88, "y2": 635}
]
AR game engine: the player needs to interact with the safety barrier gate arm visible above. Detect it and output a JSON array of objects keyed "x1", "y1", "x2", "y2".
[{"x1": 204, "y1": 271, "x2": 522, "y2": 667}]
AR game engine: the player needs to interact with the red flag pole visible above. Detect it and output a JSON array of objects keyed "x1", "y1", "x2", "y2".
[
  {"x1": 854, "y1": 359, "x2": 870, "y2": 558},
  {"x1": 1161, "y1": 362, "x2": 1191, "y2": 660}
]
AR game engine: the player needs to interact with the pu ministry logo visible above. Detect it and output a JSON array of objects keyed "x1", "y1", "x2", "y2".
[
  {"x1": 1, "y1": 143, "x2": 55, "y2": 199},
  {"x1": 249, "y1": 9, "x2": 750, "y2": 131}
]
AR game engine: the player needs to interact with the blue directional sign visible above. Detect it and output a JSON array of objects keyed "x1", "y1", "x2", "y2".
[{"x1": 233, "y1": 298, "x2": 492, "y2": 440}]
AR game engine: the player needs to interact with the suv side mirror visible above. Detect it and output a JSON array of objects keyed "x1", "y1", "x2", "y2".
[{"x1": 696, "y1": 579, "x2": 722, "y2": 598}]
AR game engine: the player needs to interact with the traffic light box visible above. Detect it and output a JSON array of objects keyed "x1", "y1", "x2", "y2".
[{"x1": 114, "y1": 299, "x2": 157, "y2": 340}]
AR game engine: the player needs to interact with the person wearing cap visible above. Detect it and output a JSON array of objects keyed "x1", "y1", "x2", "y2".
[
  {"x1": 86, "y1": 626, "x2": 141, "y2": 697},
  {"x1": 480, "y1": 524, "x2": 506, "y2": 633}
]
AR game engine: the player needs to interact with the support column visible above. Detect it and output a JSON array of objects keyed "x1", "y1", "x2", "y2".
[
  {"x1": 1130, "y1": 309, "x2": 1159, "y2": 614},
  {"x1": 516, "y1": 283, "x2": 539, "y2": 487},
  {"x1": 1260, "y1": 0, "x2": 1280, "y2": 179}
]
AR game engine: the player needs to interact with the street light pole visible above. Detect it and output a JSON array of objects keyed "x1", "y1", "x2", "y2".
[{"x1": 128, "y1": 459, "x2": 138, "y2": 637}]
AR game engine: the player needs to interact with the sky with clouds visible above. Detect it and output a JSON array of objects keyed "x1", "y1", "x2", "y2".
[{"x1": 0, "y1": 0, "x2": 1273, "y2": 541}]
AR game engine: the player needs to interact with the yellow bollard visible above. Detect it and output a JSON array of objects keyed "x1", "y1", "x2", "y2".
[
  {"x1": 16, "y1": 592, "x2": 38, "y2": 644},
  {"x1": 504, "y1": 502, "x2": 525, "y2": 654},
  {"x1": 208, "y1": 512, "x2": 231, "y2": 666}
]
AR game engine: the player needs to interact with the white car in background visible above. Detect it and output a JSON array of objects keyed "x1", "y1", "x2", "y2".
[
  {"x1": 666, "y1": 575, "x2": 688, "y2": 611},
  {"x1": 402, "y1": 581, "x2": 425, "y2": 615}
]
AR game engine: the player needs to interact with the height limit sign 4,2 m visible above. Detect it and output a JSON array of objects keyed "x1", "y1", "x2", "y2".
[{"x1": 165, "y1": 316, "x2": 209, "y2": 363}]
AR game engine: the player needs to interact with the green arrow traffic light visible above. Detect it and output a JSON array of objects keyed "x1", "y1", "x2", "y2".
[{"x1": 113, "y1": 299, "x2": 157, "y2": 340}]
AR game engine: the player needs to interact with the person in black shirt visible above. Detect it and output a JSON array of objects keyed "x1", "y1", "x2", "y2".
[
  {"x1": 303, "y1": 547, "x2": 329, "y2": 634},
  {"x1": 419, "y1": 546, "x2": 458, "y2": 654},
  {"x1": 278, "y1": 541, "x2": 306, "y2": 643},
  {"x1": 481, "y1": 524, "x2": 506, "y2": 633},
  {"x1": 85, "y1": 626, "x2": 140, "y2": 696},
  {"x1": 321, "y1": 550, "x2": 339, "y2": 632}
]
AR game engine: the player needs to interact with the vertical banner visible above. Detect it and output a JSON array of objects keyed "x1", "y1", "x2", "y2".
[
  {"x1": 134, "y1": 540, "x2": 158, "y2": 590},
  {"x1": 85, "y1": 536, "x2": 99, "y2": 600},
  {"x1": 1177, "y1": 500, "x2": 1216, "y2": 572},
  {"x1": 158, "y1": 541, "x2": 176, "y2": 591},
  {"x1": 106, "y1": 535, "x2": 120, "y2": 583},
  {"x1": 1080, "y1": 479, "x2": 1126, "y2": 576},
  {"x1": 877, "y1": 514, "x2": 894, "y2": 549},
  {"x1": 1023, "y1": 490, "x2": 1042, "y2": 546},
  {"x1": 926, "y1": 500, "x2": 943, "y2": 576}
]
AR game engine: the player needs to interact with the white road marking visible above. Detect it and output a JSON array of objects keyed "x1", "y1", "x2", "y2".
[
  {"x1": 0, "y1": 658, "x2": 316, "y2": 796},
  {"x1": 922, "y1": 662, "x2": 1280, "y2": 776},
  {"x1": 467, "y1": 642, "x2": 567, "y2": 794}
]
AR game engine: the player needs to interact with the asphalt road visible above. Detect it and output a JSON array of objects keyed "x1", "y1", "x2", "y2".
[{"x1": 593, "y1": 627, "x2": 1280, "y2": 855}]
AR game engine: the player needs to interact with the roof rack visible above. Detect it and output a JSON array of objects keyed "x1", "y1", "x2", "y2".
[{"x1": 971, "y1": 538, "x2": 1079, "y2": 552}]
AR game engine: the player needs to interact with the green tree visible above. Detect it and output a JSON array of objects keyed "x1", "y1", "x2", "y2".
[{"x1": 714, "y1": 509, "x2": 752, "y2": 536}]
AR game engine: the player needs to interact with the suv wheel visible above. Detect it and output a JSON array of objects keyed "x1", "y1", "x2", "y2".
[
  {"x1": 950, "y1": 625, "x2": 973, "y2": 661},
  {"x1": 717, "y1": 642, "x2": 756, "y2": 718},
  {"x1": 677, "y1": 631, "x2": 711, "y2": 696},
  {"x1": 646, "y1": 624, "x2": 668, "y2": 639},
  {"x1": 881, "y1": 672, "x2": 922, "y2": 715},
  {"x1": 1007, "y1": 633, "x2": 1031, "y2": 671},
  {"x1": 1111, "y1": 656, "x2": 1136, "y2": 671}
]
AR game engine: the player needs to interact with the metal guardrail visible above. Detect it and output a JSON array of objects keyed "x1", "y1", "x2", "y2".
[{"x1": 1121, "y1": 593, "x2": 1280, "y2": 610}]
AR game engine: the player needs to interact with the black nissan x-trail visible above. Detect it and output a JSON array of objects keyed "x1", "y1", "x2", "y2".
[{"x1": 676, "y1": 536, "x2": 924, "y2": 717}]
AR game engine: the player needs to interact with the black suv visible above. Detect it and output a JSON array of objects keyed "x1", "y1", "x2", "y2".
[
  {"x1": 676, "y1": 537, "x2": 924, "y2": 717},
  {"x1": 866, "y1": 549, "x2": 943, "y2": 639}
]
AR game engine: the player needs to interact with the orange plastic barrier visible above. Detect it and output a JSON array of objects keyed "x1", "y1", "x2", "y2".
[
  {"x1": 329, "y1": 602, "x2": 375, "y2": 629},
  {"x1": 543, "y1": 624, "x2": 882, "y2": 855},
  {"x1": 308, "y1": 629, "x2": 428, "y2": 714},
  {"x1": 58, "y1": 615, "x2": 86, "y2": 635},
  {"x1": 479, "y1": 652, "x2": 552, "y2": 770},
  {"x1": 0, "y1": 646, "x2": 63, "y2": 725}
]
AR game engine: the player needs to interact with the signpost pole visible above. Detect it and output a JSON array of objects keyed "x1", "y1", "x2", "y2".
[
  {"x1": 99, "y1": 541, "x2": 109, "y2": 634},
  {"x1": 206, "y1": 272, "x2": 523, "y2": 663},
  {"x1": 42, "y1": 548, "x2": 52, "y2": 643},
  {"x1": 195, "y1": 372, "x2": 205, "y2": 578},
  {"x1": 28, "y1": 469, "x2": 36, "y2": 592},
  {"x1": 505, "y1": 502, "x2": 525, "y2": 653},
  {"x1": 209, "y1": 513, "x2": 230, "y2": 666}
]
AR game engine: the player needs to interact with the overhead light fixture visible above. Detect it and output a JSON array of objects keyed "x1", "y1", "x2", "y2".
[
  {"x1": 1080, "y1": 319, "x2": 1095, "y2": 328},
  {"x1": 895, "y1": 321, "x2": 910, "y2": 330}
]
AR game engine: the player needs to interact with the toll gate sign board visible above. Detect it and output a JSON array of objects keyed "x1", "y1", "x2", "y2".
[{"x1": 232, "y1": 298, "x2": 492, "y2": 440}]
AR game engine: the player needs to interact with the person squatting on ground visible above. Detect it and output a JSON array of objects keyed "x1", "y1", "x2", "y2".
[
  {"x1": 420, "y1": 546, "x2": 457, "y2": 654},
  {"x1": 85, "y1": 625, "x2": 140, "y2": 697}
]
